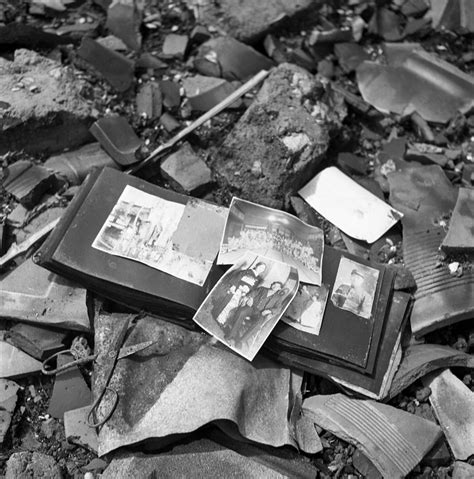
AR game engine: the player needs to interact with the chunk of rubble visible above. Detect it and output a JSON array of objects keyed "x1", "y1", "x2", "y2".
[
  {"x1": 429, "y1": 0, "x2": 474, "y2": 33},
  {"x1": 302, "y1": 394, "x2": 442, "y2": 479},
  {"x1": 159, "y1": 80, "x2": 181, "y2": 109},
  {"x1": 48, "y1": 353, "x2": 91, "y2": 419},
  {"x1": 334, "y1": 42, "x2": 370, "y2": 73},
  {"x1": 136, "y1": 81, "x2": 162, "y2": 120},
  {"x1": 453, "y1": 461, "x2": 474, "y2": 479},
  {"x1": 357, "y1": 44, "x2": 474, "y2": 123},
  {"x1": 13, "y1": 205, "x2": 64, "y2": 244},
  {"x1": 159, "y1": 112, "x2": 180, "y2": 132},
  {"x1": 78, "y1": 37, "x2": 135, "y2": 92},
  {"x1": 186, "y1": 0, "x2": 314, "y2": 43},
  {"x1": 106, "y1": 0, "x2": 142, "y2": 51},
  {"x1": 64, "y1": 405, "x2": 98, "y2": 453},
  {"x1": 352, "y1": 450, "x2": 382, "y2": 479},
  {"x1": 0, "y1": 379, "x2": 19, "y2": 444},
  {"x1": 3, "y1": 161, "x2": 57, "y2": 209},
  {"x1": 441, "y1": 188, "x2": 474, "y2": 254},
  {"x1": 44, "y1": 142, "x2": 117, "y2": 185},
  {"x1": 101, "y1": 437, "x2": 317, "y2": 479},
  {"x1": 0, "y1": 341, "x2": 42, "y2": 378},
  {"x1": 97, "y1": 34, "x2": 128, "y2": 51},
  {"x1": 194, "y1": 37, "x2": 274, "y2": 82},
  {"x1": 6, "y1": 323, "x2": 66, "y2": 360},
  {"x1": 90, "y1": 116, "x2": 142, "y2": 166},
  {"x1": 423, "y1": 369, "x2": 474, "y2": 461},
  {"x1": 0, "y1": 49, "x2": 94, "y2": 155},
  {"x1": 5, "y1": 452, "x2": 63, "y2": 479},
  {"x1": 182, "y1": 75, "x2": 241, "y2": 112},
  {"x1": 388, "y1": 344, "x2": 474, "y2": 399},
  {"x1": 214, "y1": 63, "x2": 345, "y2": 209},
  {"x1": 1, "y1": 258, "x2": 89, "y2": 330},
  {"x1": 162, "y1": 34, "x2": 189, "y2": 59},
  {"x1": 160, "y1": 142, "x2": 212, "y2": 195}
]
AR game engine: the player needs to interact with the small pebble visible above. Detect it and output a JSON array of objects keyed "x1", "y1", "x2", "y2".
[{"x1": 416, "y1": 386, "x2": 431, "y2": 402}]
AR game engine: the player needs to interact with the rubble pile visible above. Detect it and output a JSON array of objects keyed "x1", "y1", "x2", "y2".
[{"x1": 0, "y1": 0, "x2": 473, "y2": 478}]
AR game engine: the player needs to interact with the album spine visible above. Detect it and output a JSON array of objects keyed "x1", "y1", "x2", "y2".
[{"x1": 33, "y1": 168, "x2": 103, "y2": 267}]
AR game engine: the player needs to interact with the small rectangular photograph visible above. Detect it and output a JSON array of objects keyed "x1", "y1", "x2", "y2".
[
  {"x1": 217, "y1": 197, "x2": 324, "y2": 285},
  {"x1": 282, "y1": 283, "x2": 329, "y2": 336},
  {"x1": 330, "y1": 257, "x2": 379, "y2": 320},
  {"x1": 92, "y1": 186, "x2": 218, "y2": 286},
  {"x1": 193, "y1": 253, "x2": 299, "y2": 361}
]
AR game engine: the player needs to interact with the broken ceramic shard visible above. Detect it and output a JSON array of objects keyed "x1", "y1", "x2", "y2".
[
  {"x1": 0, "y1": 341, "x2": 42, "y2": 378},
  {"x1": 303, "y1": 394, "x2": 442, "y2": 479},
  {"x1": 90, "y1": 116, "x2": 142, "y2": 166},
  {"x1": 423, "y1": 369, "x2": 474, "y2": 461},
  {"x1": 357, "y1": 44, "x2": 474, "y2": 123},
  {"x1": 441, "y1": 188, "x2": 474, "y2": 254},
  {"x1": 44, "y1": 142, "x2": 117, "y2": 185},
  {"x1": 0, "y1": 379, "x2": 19, "y2": 445},
  {"x1": 299, "y1": 167, "x2": 402, "y2": 243},
  {"x1": 1, "y1": 258, "x2": 89, "y2": 331}
]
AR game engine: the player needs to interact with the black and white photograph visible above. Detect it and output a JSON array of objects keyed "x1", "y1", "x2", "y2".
[
  {"x1": 282, "y1": 283, "x2": 330, "y2": 335},
  {"x1": 330, "y1": 257, "x2": 379, "y2": 320},
  {"x1": 217, "y1": 198, "x2": 324, "y2": 285},
  {"x1": 92, "y1": 186, "x2": 219, "y2": 286},
  {"x1": 193, "y1": 253, "x2": 299, "y2": 361}
]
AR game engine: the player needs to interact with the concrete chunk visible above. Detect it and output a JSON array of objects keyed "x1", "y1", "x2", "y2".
[
  {"x1": 5, "y1": 452, "x2": 63, "y2": 479},
  {"x1": 424, "y1": 369, "x2": 474, "y2": 460},
  {"x1": 161, "y1": 142, "x2": 212, "y2": 195},
  {"x1": 453, "y1": 461, "x2": 474, "y2": 479},
  {"x1": 214, "y1": 63, "x2": 345, "y2": 209},
  {"x1": 0, "y1": 49, "x2": 94, "y2": 155}
]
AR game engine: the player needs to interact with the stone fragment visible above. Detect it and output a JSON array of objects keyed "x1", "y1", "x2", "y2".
[
  {"x1": 6, "y1": 323, "x2": 66, "y2": 360},
  {"x1": 453, "y1": 461, "x2": 474, "y2": 479},
  {"x1": 97, "y1": 34, "x2": 128, "y2": 51},
  {"x1": 461, "y1": 163, "x2": 474, "y2": 186},
  {"x1": 336, "y1": 152, "x2": 368, "y2": 175},
  {"x1": 136, "y1": 52, "x2": 168, "y2": 71},
  {"x1": 0, "y1": 341, "x2": 42, "y2": 378},
  {"x1": 44, "y1": 142, "x2": 117, "y2": 185},
  {"x1": 0, "y1": 23, "x2": 72, "y2": 48},
  {"x1": 136, "y1": 81, "x2": 162, "y2": 119},
  {"x1": 334, "y1": 42, "x2": 370, "y2": 72},
  {"x1": 64, "y1": 405, "x2": 98, "y2": 453},
  {"x1": 352, "y1": 450, "x2": 382, "y2": 479},
  {"x1": 90, "y1": 116, "x2": 142, "y2": 166},
  {"x1": 0, "y1": 379, "x2": 19, "y2": 444},
  {"x1": 190, "y1": 25, "x2": 211, "y2": 45},
  {"x1": 106, "y1": 0, "x2": 142, "y2": 51},
  {"x1": 160, "y1": 112, "x2": 180, "y2": 132},
  {"x1": 182, "y1": 75, "x2": 241, "y2": 112},
  {"x1": 13, "y1": 205, "x2": 64, "y2": 244},
  {"x1": 441, "y1": 188, "x2": 474, "y2": 254},
  {"x1": 303, "y1": 394, "x2": 442, "y2": 479},
  {"x1": 48, "y1": 354, "x2": 91, "y2": 419},
  {"x1": 161, "y1": 142, "x2": 212, "y2": 195},
  {"x1": 162, "y1": 34, "x2": 189, "y2": 59},
  {"x1": 6, "y1": 203, "x2": 29, "y2": 227},
  {"x1": 195, "y1": 37, "x2": 274, "y2": 81},
  {"x1": 215, "y1": 63, "x2": 344, "y2": 209},
  {"x1": 186, "y1": 0, "x2": 315, "y2": 43},
  {"x1": 5, "y1": 452, "x2": 63, "y2": 479},
  {"x1": 0, "y1": 49, "x2": 94, "y2": 155},
  {"x1": 83, "y1": 458, "x2": 108, "y2": 472},
  {"x1": 424, "y1": 369, "x2": 474, "y2": 460},
  {"x1": 78, "y1": 37, "x2": 134, "y2": 92},
  {"x1": 159, "y1": 80, "x2": 181, "y2": 109}
]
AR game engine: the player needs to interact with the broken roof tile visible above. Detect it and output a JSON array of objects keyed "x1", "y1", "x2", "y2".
[
  {"x1": 195, "y1": 36, "x2": 274, "y2": 82},
  {"x1": 90, "y1": 116, "x2": 142, "y2": 166},
  {"x1": 0, "y1": 341, "x2": 42, "y2": 378},
  {"x1": 424, "y1": 369, "x2": 474, "y2": 461},
  {"x1": 0, "y1": 379, "x2": 19, "y2": 445},
  {"x1": 303, "y1": 394, "x2": 442, "y2": 479},
  {"x1": 3, "y1": 161, "x2": 57, "y2": 209},
  {"x1": 78, "y1": 37, "x2": 134, "y2": 92},
  {"x1": 357, "y1": 44, "x2": 474, "y2": 123},
  {"x1": 441, "y1": 188, "x2": 474, "y2": 254}
]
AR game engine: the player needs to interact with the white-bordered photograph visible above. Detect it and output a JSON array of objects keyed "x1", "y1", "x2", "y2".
[
  {"x1": 282, "y1": 283, "x2": 329, "y2": 335},
  {"x1": 330, "y1": 257, "x2": 379, "y2": 319},
  {"x1": 91, "y1": 186, "x2": 217, "y2": 286},
  {"x1": 217, "y1": 197, "x2": 324, "y2": 285},
  {"x1": 193, "y1": 253, "x2": 299, "y2": 361}
]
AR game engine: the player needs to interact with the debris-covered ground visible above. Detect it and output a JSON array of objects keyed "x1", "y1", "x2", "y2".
[{"x1": 1, "y1": 0, "x2": 473, "y2": 477}]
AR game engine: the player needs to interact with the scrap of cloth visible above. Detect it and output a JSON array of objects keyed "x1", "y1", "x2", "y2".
[{"x1": 93, "y1": 313, "x2": 318, "y2": 456}]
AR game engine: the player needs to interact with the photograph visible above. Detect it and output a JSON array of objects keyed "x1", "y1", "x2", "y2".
[
  {"x1": 193, "y1": 253, "x2": 299, "y2": 361},
  {"x1": 92, "y1": 186, "x2": 221, "y2": 286},
  {"x1": 330, "y1": 257, "x2": 379, "y2": 320},
  {"x1": 217, "y1": 197, "x2": 324, "y2": 285},
  {"x1": 282, "y1": 283, "x2": 329, "y2": 335}
]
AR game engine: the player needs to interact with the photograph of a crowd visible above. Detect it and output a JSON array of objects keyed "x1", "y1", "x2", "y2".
[
  {"x1": 218, "y1": 198, "x2": 324, "y2": 285},
  {"x1": 193, "y1": 253, "x2": 299, "y2": 361},
  {"x1": 92, "y1": 186, "x2": 216, "y2": 286}
]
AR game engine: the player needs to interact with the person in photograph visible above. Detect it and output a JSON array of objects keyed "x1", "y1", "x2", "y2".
[
  {"x1": 332, "y1": 269, "x2": 372, "y2": 318},
  {"x1": 215, "y1": 282, "x2": 251, "y2": 329}
]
